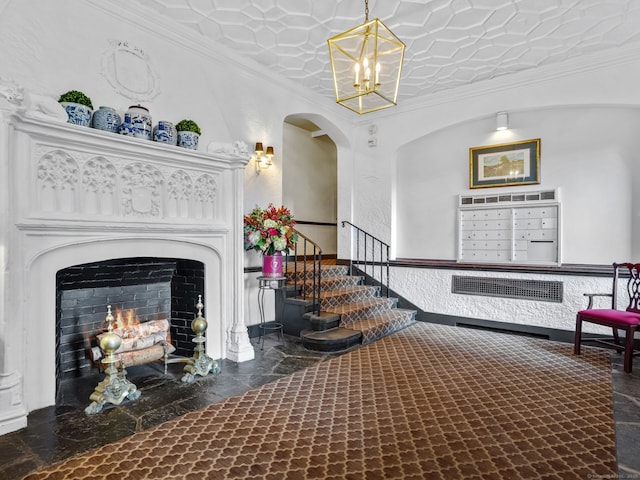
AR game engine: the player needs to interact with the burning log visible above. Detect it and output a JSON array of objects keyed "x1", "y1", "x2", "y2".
[
  {"x1": 119, "y1": 343, "x2": 175, "y2": 367},
  {"x1": 92, "y1": 331, "x2": 168, "y2": 355},
  {"x1": 90, "y1": 318, "x2": 173, "y2": 364},
  {"x1": 108, "y1": 319, "x2": 170, "y2": 339}
]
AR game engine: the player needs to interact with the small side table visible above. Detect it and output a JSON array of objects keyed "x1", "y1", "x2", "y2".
[{"x1": 257, "y1": 276, "x2": 286, "y2": 350}]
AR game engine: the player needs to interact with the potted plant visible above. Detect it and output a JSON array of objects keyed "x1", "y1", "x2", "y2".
[
  {"x1": 244, "y1": 204, "x2": 299, "y2": 278},
  {"x1": 175, "y1": 119, "x2": 201, "y2": 150},
  {"x1": 58, "y1": 90, "x2": 93, "y2": 127}
]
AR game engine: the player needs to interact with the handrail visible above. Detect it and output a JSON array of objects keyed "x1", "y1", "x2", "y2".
[
  {"x1": 293, "y1": 220, "x2": 338, "y2": 227},
  {"x1": 341, "y1": 221, "x2": 390, "y2": 297},
  {"x1": 285, "y1": 228, "x2": 322, "y2": 316}
]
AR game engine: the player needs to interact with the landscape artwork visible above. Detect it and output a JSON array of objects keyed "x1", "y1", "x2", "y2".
[{"x1": 469, "y1": 138, "x2": 540, "y2": 188}]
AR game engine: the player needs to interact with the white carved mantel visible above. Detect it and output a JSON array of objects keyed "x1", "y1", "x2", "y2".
[{"x1": 0, "y1": 86, "x2": 254, "y2": 435}]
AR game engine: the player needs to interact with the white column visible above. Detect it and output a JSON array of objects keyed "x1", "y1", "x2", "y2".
[
  {"x1": 0, "y1": 80, "x2": 28, "y2": 434},
  {"x1": 226, "y1": 162, "x2": 255, "y2": 362}
]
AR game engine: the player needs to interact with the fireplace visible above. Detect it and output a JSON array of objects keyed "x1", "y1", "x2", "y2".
[
  {"x1": 56, "y1": 257, "x2": 204, "y2": 386},
  {"x1": 0, "y1": 94, "x2": 255, "y2": 435}
]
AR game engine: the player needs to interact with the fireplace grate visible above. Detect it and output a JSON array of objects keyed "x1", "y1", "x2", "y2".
[{"x1": 451, "y1": 275, "x2": 563, "y2": 303}]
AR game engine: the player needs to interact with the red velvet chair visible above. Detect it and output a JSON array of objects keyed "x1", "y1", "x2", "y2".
[{"x1": 574, "y1": 262, "x2": 640, "y2": 373}]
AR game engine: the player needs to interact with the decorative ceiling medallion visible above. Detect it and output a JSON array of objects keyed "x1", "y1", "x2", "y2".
[{"x1": 101, "y1": 40, "x2": 160, "y2": 101}]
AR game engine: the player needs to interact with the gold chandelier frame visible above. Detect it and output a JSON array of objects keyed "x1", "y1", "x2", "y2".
[{"x1": 328, "y1": 0, "x2": 405, "y2": 114}]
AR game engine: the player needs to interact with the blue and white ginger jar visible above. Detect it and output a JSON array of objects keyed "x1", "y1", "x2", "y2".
[
  {"x1": 91, "y1": 106, "x2": 121, "y2": 134},
  {"x1": 118, "y1": 113, "x2": 135, "y2": 137},
  {"x1": 153, "y1": 121, "x2": 177, "y2": 145},
  {"x1": 127, "y1": 104, "x2": 152, "y2": 140}
]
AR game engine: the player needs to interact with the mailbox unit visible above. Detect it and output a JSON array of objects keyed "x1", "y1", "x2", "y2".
[{"x1": 457, "y1": 189, "x2": 560, "y2": 264}]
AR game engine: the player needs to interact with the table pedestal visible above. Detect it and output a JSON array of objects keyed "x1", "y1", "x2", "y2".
[{"x1": 257, "y1": 276, "x2": 286, "y2": 350}]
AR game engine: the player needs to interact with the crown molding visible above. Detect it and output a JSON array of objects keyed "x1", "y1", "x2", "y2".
[
  {"x1": 86, "y1": 1, "x2": 640, "y2": 128},
  {"x1": 85, "y1": 0, "x2": 352, "y2": 124},
  {"x1": 375, "y1": 42, "x2": 640, "y2": 121}
]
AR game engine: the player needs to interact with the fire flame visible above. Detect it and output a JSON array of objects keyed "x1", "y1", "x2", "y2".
[{"x1": 114, "y1": 308, "x2": 141, "y2": 332}]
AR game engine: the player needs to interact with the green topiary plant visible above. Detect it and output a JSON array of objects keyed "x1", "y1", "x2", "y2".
[
  {"x1": 58, "y1": 90, "x2": 93, "y2": 110},
  {"x1": 175, "y1": 119, "x2": 201, "y2": 135}
]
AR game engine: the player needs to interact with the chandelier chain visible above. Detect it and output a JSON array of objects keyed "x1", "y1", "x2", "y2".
[{"x1": 364, "y1": 0, "x2": 369, "y2": 22}]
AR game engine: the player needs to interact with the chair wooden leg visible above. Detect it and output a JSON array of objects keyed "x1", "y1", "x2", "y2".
[
  {"x1": 613, "y1": 327, "x2": 620, "y2": 345},
  {"x1": 574, "y1": 315, "x2": 582, "y2": 355},
  {"x1": 623, "y1": 326, "x2": 635, "y2": 374}
]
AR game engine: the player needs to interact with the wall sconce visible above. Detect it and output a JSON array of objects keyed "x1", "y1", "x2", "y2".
[
  {"x1": 496, "y1": 112, "x2": 509, "y2": 131},
  {"x1": 253, "y1": 142, "x2": 274, "y2": 174}
]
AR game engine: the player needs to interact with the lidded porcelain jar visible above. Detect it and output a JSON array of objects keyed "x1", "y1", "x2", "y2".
[
  {"x1": 118, "y1": 113, "x2": 135, "y2": 136},
  {"x1": 126, "y1": 104, "x2": 152, "y2": 140},
  {"x1": 91, "y1": 106, "x2": 121, "y2": 134},
  {"x1": 153, "y1": 120, "x2": 177, "y2": 145}
]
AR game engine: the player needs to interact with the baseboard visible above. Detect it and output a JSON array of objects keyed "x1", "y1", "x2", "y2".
[{"x1": 417, "y1": 312, "x2": 578, "y2": 343}]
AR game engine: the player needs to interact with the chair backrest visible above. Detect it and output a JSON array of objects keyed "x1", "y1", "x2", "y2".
[{"x1": 613, "y1": 262, "x2": 640, "y2": 313}]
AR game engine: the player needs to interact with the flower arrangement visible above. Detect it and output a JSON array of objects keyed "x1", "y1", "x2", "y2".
[{"x1": 244, "y1": 204, "x2": 298, "y2": 256}]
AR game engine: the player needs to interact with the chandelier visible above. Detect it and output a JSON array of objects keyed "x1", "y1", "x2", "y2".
[{"x1": 328, "y1": 0, "x2": 406, "y2": 114}]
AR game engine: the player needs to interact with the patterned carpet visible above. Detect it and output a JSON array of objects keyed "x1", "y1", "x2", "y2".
[{"x1": 23, "y1": 322, "x2": 616, "y2": 479}]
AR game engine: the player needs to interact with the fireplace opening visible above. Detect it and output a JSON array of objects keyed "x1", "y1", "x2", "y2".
[{"x1": 55, "y1": 257, "x2": 204, "y2": 404}]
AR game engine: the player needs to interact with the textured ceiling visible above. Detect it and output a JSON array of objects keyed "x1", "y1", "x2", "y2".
[{"x1": 137, "y1": 0, "x2": 640, "y2": 103}]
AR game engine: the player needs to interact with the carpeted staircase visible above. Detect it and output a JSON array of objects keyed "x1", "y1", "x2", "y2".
[{"x1": 284, "y1": 263, "x2": 416, "y2": 352}]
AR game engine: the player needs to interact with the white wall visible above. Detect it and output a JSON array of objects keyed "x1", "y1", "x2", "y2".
[
  {"x1": 0, "y1": 0, "x2": 355, "y2": 339},
  {"x1": 0, "y1": 0, "x2": 353, "y2": 214},
  {"x1": 344, "y1": 48, "x2": 640, "y2": 255},
  {"x1": 3, "y1": 0, "x2": 639, "y2": 339},
  {"x1": 396, "y1": 105, "x2": 640, "y2": 263},
  {"x1": 391, "y1": 266, "x2": 614, "y2": 333},
  {"x1": 283, "y1": 123, "x2": 337, "y2": 255},
  {"x1": 339, "y1": 48, "x2": 640, "y2": 333}
]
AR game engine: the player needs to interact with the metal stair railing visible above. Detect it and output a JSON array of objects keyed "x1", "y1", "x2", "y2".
[
  {"x1": 284, "y1": 228, "x2": 322, "y2": 316},
  {"x1": 341, "y1": 221, "x2": 390, "y2": 298}
]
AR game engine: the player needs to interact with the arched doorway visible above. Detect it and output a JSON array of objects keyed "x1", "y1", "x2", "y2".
[{"x1": 282, "y1": 115, "x2": 338, "y2": 256}]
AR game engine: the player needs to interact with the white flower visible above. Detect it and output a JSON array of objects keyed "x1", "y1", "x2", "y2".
[
  {"x1": 272, "y1": 236, "x2": 287, "y2": 251},
  {"x1": 248, "y1": 231, "x2": 261, "y2": 246}
]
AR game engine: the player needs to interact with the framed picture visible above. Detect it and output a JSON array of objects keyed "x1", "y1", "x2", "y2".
[{"x1": 469, "y1": 138, "x2": 540, "y2": 189}]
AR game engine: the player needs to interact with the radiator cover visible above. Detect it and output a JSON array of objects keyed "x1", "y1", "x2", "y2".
[{"x1": 451, "y1": 275, "x2": 563, "y2": 303}]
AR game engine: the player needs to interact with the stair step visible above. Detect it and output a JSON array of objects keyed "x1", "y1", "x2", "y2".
[
  {"x1": 278, "y1": 259, "x2": 417, "y2": 352},
  {"x1": 285, "y1": 264, "x2": 349, "y2": 281},
  {"x1": 319, "y1": 285, "x2": 379, "y2": 309},
  {"x1": 342, "y1": 309, "x2": 417, "y2": 344},
  {"x1": 294, "y1": 275, "x2": 363, "y2": 296},
  {"x1": 300, "y1": 327, "x2": 362, "y2": 352},
  {"x1": 303, "y1": 311, "x2": 341, "y2": 331},
  {"x1": 326, "y1": 297, "x2": 398, "y2": 324}
]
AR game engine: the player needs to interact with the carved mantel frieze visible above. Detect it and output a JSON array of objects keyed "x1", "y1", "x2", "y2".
[{"x1": 10, "y1": 111, "x2": 249, "y2": 226}]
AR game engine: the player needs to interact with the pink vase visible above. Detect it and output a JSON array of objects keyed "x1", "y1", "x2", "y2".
[{"x1": 262, "y1": 254, "x2": 284, "y2": 278}]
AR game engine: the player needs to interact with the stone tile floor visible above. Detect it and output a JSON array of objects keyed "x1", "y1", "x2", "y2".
[{"x1": 0, "y1": 332, "x2": 638, "y2": 480}]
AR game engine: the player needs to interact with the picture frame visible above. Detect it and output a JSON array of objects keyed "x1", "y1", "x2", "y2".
[{"x1": 469, "y1": 138, "x2": 540, "y2": 189}]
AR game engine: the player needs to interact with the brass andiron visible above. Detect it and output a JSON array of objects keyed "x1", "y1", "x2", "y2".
[
  {"x1": 181, "y1": 295, "x2": 220, "y2": 383},
  {"x1": 85, "y1": 305, "x2": 141, "y2": 414}
]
